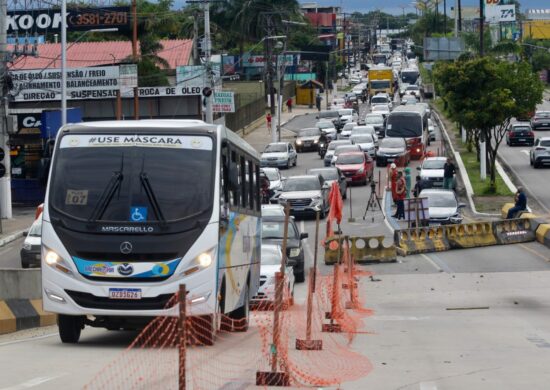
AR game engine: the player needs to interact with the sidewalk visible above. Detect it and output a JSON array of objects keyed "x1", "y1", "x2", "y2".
[{"x1": 0, "y1": 208, "x2": 36, "y2": 248}]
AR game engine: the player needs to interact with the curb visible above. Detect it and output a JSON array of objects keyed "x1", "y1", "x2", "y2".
[
  {"x1": 0, "y1": 229, "x2": 27, "y2": 248},
  {"x1": 0, "y1": 299, "x2": 56, "y2": 335}
]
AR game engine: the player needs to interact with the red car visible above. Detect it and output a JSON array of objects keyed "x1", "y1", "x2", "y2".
[{"x1": 335, "y1": 152, "x2": 374, "y2": 185}]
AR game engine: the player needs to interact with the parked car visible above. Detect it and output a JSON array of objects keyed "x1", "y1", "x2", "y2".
[
  {"x1": 252, "y1": 244, "x2": 295, "y2": 309},
  {"x1": 295, "y1": 128, "x2": 322, "y2": 152},
  {"x1": 276, "y1": 174, "x2": 330, "y2": 218},
  {"x1": 335, "y1": 152, "x2": 374, "y2": 185},
  {"x1": 261, "y1": 167, "x2": 283, "y2": 193},
  {"x1": 324, "y1": 140, "x2": 353, "y2": 166},
  {"x1": 376, "y1": 137, "x2": 409, "y2": 167},
  {"x1": 307, "y1": 167, "x2": 348, "y2": 199},
  {"x1": 506, "y1": 122, "x2": 535, "y2": 146},
  {"x1": 417, "y1": 157, "x2": 453, "y2": 189},
  {"x1": 531, "y1": 111, "x2": 550, "y2": 130},
  {"x1": 530, "y1": 137, "x2": 550, "y2": 168},
  {"x1": 339, "y1": 122, "x2": 357, "y2": 139},
  {"x1": 20, "y1": 217, "x2": 42, "y2": 269},
  {"x1": 261, "y1": 204, "x2": 286, "y2": 217},
  {"x1": 420, "y1": 188, "x2": 465, "y2": 225},
  {"x1": 261, "y1": 142, "x2": 297, "y2": 169},
  {"x1": 350, "y1": 134, "x2": 376, "y2": 157},
  {"x1": 261, "y1": 216, "x2": 309, "y2": 282},
  {"x1": 318, "y1": 110, "x2": 342, "y2": 130},
  {"x1": 331, "y1": 144, "x2": 363, "y2": 165},
  {"x1": 316, "y1": 121, "x2": 337, "y2": 140},
  {"x1": 364, "y1": 113, "x2": 386, "y2": 138},
  {"x1": 428, "y1": 118, "x2": 436, "y2": 142}
]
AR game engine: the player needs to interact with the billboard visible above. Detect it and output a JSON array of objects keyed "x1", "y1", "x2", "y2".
[
  {"x1": 176, "y1": 64, "x2": 221, "y2": 88},
  {"x1": 242, "y1": 54, "x2": 297, "y2": 67},
  {"x1": 424, "y1": 37, "x2": 465, "y2": 61},
  {"x1": 486, "y1": 5, "x2": 516, "y2": 23},
  {"x1": 212, "y1": 91, "x2": 235, "y2": 113},
  {"x1": 7, "y1": 7, "x2": 131, "y2": 34}
]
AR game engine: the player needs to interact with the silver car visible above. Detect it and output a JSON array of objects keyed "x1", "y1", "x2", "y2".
[
  {"x1": 420, "y1": 189, "x2": 465, "y2": 225},
  {"x1": 324, "y1": 140, "x2": 352, "y2": 166},
  {"x1": 307, "y1": 167, "x2": 347, "y2": 199},
  {"x1": 261, "y1": 142, "x2": 298, "y2": 169},
  {"x1": 350, "y1": 134, "x2": 376, "y2": 157},
  {"x1": 277, "y1": 175, "x2": 330, "y2": 218},
  {"x1": 530, "y1": 137, "x2": 550, "y2": 168}
]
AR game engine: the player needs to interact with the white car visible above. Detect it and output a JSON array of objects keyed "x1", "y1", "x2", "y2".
[
  {"x1": 252, "y1": 244, "x2": 295, "y2": 309},
  {"x1": 428, "y1": 119, "x2": 436, "y2": 142},
  {"x1": 399, "y1": 82, "x2": 410, "y2": 97},
  {"x1": 260, "y1": 142, "x2": 298, "y2": 169},
  {"x1": 364, "y1": 113, "x2": 385, "y2": 138},
  {"x1": 332, "y1": 98, "x2": 345, "y2": 109},
  {"x1": 261, "y1": 204, "x2": 285, "y2": 217},
  {"x1": 417, "y1": 157, "x2": 454, "y2": 189},
  {"x1": 351, "y1": 125, "x2": 378, "y2": 144},
  {"x1": 340, "y1": 122, "x2": 358, "y2": 139},
  {"x1": 371, "y1": 104, "x2": 391, "y2": 118},
  {"x1": 350, "y1": 134, "x2": 376, "y2": 157},
  {"x1": 261, "y1": 167, "x2": 283, "y2": 192},
  {"x1": 405, "y1": 85, "x2": 421, "y2": 98},
  {"x1": 371, "y1": 93, "x2": 393, "y2": 110},
  {"x1": 20, "y1": 217, "x2": 42, "y2": 269},
  {"x1": 338, "y1": 108, "x2": 359, "y2": 127},
  {"x1": 316, "y1": 121, "x2": 337, "y2": 140}
]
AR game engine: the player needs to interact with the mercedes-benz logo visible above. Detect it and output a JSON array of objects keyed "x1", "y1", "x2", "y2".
[
  {"x1": 120, "y1": 241, "x2": 133, "y2": 254},
  {"x1": 117, "y1": 263, "x2": 134, "y2": 276}
]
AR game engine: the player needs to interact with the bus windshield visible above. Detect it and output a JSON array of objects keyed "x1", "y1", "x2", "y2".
[
  {"x1": 50, "y1": 134, "x2": 215, "y2": 223},
  {"x1": 401, "y1": 71, "x2": 419, "y2": 84},
  {"x1": 371, "y1": 80, "x2": 390, "y2": 89},
  {"x1": 386, "y1": 113, "x2": 423, "y2": 138}
]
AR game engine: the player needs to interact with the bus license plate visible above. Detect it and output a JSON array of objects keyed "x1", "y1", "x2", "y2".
[{"x1": 109, "y1": 288, "x2": 142, "y2": 300}]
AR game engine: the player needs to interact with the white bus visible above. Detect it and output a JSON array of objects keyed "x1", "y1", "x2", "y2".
[
  {"x1": 385, "y1": 105, "x2": 429, "y2": 160},
  {"x1": 41, "y1": 120, "x2": 261, "y2": 344}
]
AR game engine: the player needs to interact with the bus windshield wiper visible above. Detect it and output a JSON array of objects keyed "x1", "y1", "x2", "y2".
[
  {"x1": 140, "y1": 172, "x2": 166, "y2": 224},
  {"x1": 87, "y1": 171, "x2": 123, "y2": 223}
]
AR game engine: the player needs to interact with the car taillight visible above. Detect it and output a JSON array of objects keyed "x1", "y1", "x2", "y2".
[{"x1": 528, "y1": 132, "x2": 535, "y2": 137}]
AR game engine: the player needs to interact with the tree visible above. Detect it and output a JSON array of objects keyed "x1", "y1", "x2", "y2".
[{"x1": 434, "y1": 57, "x2": 543, "y2": 192}]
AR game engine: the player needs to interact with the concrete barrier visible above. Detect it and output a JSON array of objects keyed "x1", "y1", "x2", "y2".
[
  {"x1": 324, "y1": 236, "x2": 346, "y2": 265},
  {"x1": 536, "y1": 224, "x2": 550, "y2": 247},
  {"x1": 501, "y1": 203, "x2": 514, "y2": 219},
  {"x1": 394, "y1": 226, "x2": 449, "y2": 255},
  {"x1": 445, "y1": 222, "x2": 496, "y2": 249},
  {"x1": 492, "y1": 219, "x2": 536, "y2": 245},
  {"x1": 0, "y1": 269, "x2": 56, "y2": 335},
  {"x1": 349, "y1": 236, "x2": 397, "y2": 263}
]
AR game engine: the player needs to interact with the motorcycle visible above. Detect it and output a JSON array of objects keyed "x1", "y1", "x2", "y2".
[{"x1": 318, "y1": 142, "x2": 327, "y2": 158}]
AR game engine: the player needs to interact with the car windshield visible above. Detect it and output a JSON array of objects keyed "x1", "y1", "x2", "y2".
[
  {"x1": 335, "y1": 146, "x2": 359, "y2": 155},
  {"x1": 351, "y1": 135, "x2": 374, "y2": 144},
  {"x1": 264, "y1": 144, "x2": 287, "y2": 153},
  {"x1": 317, "y1": 122, "x2": 333, "y2": 129},
  {"x1": 513, "y1": 127, "x2": 531, "y2": 132},
  {"x1": 352, "y1": 127, "x2": 375, "y2": 135},
  {"x1": 299, "y1": 129, "x2": 321, "y2": 137},
  {"x1": 425, "y1": 192, "x2": 457, "y2": 208},
  {"x1": 540, "y1": 140, "x2": 550, "y2": 147},
  {"x1": 261, "y1": 206, "x2": 285, "y2": 217},
  {"x1": 365, "y1": 116, "x2": 383, "y2": 124},
  {"x1": 371, "y1": 97, "x2": 388, "y2": 104},
  {"x1": 262, "y1": 221, "x2": 298, "y2": 240},
  {"x1": 401, "y1": 71, "x2": 419, "y2": 84},
  {"x1": 50, "y1": 134, "x2": 214, "y2": 223},
  {"x1": 337, "y1": 154, "x2": 364, "y2": 164},
  {"x1": 261, "y1": 246, "x2": 282, "y2": 265},
  {"x1": 423, "y1": 160, "x2": 445, "y2": 169},
  {"x1": 372, "y1": 105, "x2": 389, "y2": 112},
  {"x1": 282, "y1": 177, "x2": 320, "y2": 192},
  {"x1": 406, "y1": 86, "x2": 419, "y2": 90},
  {"x1": 328, "y1": 141, "x2": 351, "y2": 151},
  {"x1": 263, "y1": 169, "x2": 279, "y2": 181},
  {"x1": 380, "y1": 138, "x2": 405, "y2": 148},
  {"x1": 28, "y1": 218, "x2": 42, "y2": 237},
  {"x1": 535, "y1": 112, "x2": 550, "y2": 119},
  {"x1": 308, "y1": 169, "x2": 339, "y2": 181},
  {"x1": 343, "y1": 123, "x2": 356, "y2": 131},
  {"x1": 319, "y1": 111, "x2": 339, "y2": 119},
  {"x1": 339, "y1": 109, "x2": 353, "y2": 116}
]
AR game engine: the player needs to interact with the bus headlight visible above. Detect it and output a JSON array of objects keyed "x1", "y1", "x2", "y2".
[
  {"x1": 43, "y1": 247, "x2": 73, "y2": 275},
  {"x1": 198, "y1": 252, "x2": 213, "y2": 268},
  {"x1": 181, "y1": 248, "x2": 216, "y2": 277}
]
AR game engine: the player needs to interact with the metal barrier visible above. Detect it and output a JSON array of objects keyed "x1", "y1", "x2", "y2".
[
  {"x1": 445, "y1": 222, "x2": 496, "y2": 249},
  {"x1": 394, "y1": 226, "x2": 449, "y2": 255}
]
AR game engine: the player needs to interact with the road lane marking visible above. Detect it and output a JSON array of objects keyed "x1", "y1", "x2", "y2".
[
  {"x1": 0, "y1": 332, "x2": 57, "y2": 347},
  {"x1": 420, "y1": 253, "x2": 442, "y2": 272},
  {"x1": 0, "y1": 374, "x2": 68, "y2": 390},
  {"x1": 521, "y1": 150, "x2": 530, "y2": 156},
  {"x1": 519, "y1": 243, "x2": 550, "y2": 262}
]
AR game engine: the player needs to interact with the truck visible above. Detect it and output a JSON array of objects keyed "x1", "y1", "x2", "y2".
[{"x1": 368, "y1": 66, "x2": 394, "y2": 97}]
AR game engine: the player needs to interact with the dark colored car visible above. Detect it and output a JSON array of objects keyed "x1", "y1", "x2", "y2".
[
  {"x1": 307, "y1": 167, "x2": 348, "y2": 199},
  {"x1": 317, "y1": 110, "x2": 343, "y2": 130},
  {"x1": 20, "y1": 218, "x2": 42, "y2": 268},
  {"x1": 261, "y1": 216, "x2": 308, "y2": 282},
  {"x1": 506, "y1": 123, "x2": 535, "y2": 146},
  {"x1": 531, "y1": 111, "x2": 550, "y2": 130},
  {"x1": 295, "y1": 128, "x2": 322, "y2": 152},
  {"x1": 376, "y1": 137, "x2": 410, "y2": 167}
]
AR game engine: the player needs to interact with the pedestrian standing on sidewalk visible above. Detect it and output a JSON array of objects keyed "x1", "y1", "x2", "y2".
[
  {"x1": 389, "y1": 163, "x2": 398, "y2": 202},
  {"x1": 266, "y1": 112, "x2": 272, "y2": 133},
  {"x1": 443, "y1": 157, "x2": 456, "y2": 190},
  {"x1": 404, "y1": 167, "x2": 412, "y2": 198},
  {"x1": 394, "y1": 171, "x2": 406, "y2": 220},
  {"x1": 286, "y1": 98, "x2": 293, "y2": 113},
  {"x1": 316, "y1": 94, "x2": 322, "y2": 111}
]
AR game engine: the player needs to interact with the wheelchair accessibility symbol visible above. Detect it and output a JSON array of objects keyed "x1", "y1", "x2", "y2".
[{"x1": 130, "y1": 207, "x2": 148, "y2": 222}]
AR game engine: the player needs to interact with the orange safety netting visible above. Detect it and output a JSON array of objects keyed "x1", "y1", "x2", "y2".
[{"x1": 86, "y1": 242, "x2": 375, "y2": 389}]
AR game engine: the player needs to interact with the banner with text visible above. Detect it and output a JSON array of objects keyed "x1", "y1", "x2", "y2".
[
  {"x1": 486, "y1": 5, "x2": 516, "y2": 23},
  {"x1": 212, "y1": 91, "x2": 235, "y2": 113}
]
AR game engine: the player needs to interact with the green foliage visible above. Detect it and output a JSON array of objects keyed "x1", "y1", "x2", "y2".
[{"x1": 531, "y1": 50, "x2": 550, "y2": 72}]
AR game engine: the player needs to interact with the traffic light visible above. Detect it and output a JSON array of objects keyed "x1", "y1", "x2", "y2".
[{"x1": 0, "y1": 147, "x2": 5, "y2": 178}]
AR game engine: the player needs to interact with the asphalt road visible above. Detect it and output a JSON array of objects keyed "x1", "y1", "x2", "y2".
[
  {"x1": 0, "y1": 237, "x2": 24, "y2": 269},
  {"x1": 4, "y1": 96, "x2": 550, "y2": 389},
  {"x1": 497, "y1": 93, "x2": 550, "y2": 215}
]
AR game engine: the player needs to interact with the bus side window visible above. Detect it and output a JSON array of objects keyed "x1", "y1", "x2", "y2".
[
  {"x1": 247, "y1": 159, "x2": 255, "y2": 212},
  {"x1": 240, "y1": 156, "x2": 247, "y2": 209},
  {"x1": 229, "y1": 150, "x2": 240, "y2": 207},
  {"x1": 221, "y1": 146, "x2": 230, "y2": 204},
  {"x1": 255, "y1": 164, "x2": 261, "y2": 212}
]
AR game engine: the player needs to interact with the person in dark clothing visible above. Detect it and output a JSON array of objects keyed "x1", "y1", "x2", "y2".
[
  {"x1": 443, "y1": 158, "x2": 456, "y2": 190},
  {"x1": 413, "y1": 175, "x2": 428, "y2": 198},
  {"x1": 318, "y1": 132, "x2": 329, "y2": 156},
  {"x1": 506, "y1": 187, "x2": 527, "y2": 219},
  {"x1": 286, "y1": 98, "x2": 293, "y2": 113},
  {"x1": 315, "y1": 95, "x2": 322, "y2": 111}
]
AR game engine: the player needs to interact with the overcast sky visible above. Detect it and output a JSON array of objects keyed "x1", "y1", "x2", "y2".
[{"x1": 301, "y1": 0, "x2": 548, "y2": 15}]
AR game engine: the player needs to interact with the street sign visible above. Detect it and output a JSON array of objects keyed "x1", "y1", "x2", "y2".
[{"x1": 212, "y1": 91, "x2": 235, "y2": 113}]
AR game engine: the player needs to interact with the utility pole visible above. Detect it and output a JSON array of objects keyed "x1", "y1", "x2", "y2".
[
  {"x1": 479, "y1": 0, "x2": 484, "y2": 56},
  {"x1": 0, "y1": 0, "x2": 11, "y2": 219},
  {"x1": 444, "y1": 0, "x2": 447, "y2": 34},
  {"x1": 264, "y1": 15, "x2": 277, "y2": 142},
  {"x1": 203, "y1": 0, "x2": 213, "y2": 124},
  {"x1": 193, "y1": 11, "x2": 200, "y2": 65},
  {"x1": 132, "y1": 0, "x2": 139, "y2": 119},
  {"x1": 458, "y1": 0, "x2": 462, "y2": 33},
  {"x1": 454, "y1": 0, "x2": 459, "y2": 36}
]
